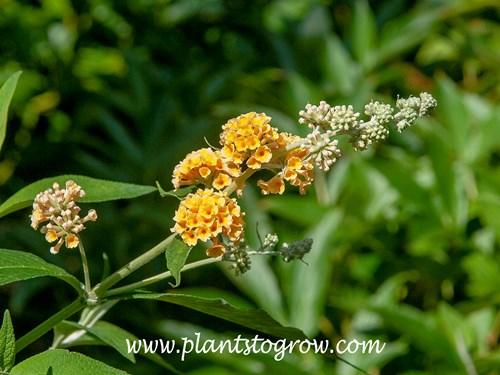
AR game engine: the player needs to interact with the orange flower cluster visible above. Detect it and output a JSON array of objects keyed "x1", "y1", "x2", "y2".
[
  {"x1": 172, "y1": 148, "x2": 240, "y2": 190},
  {"x1": 219, "y1": 112, "x2": 279, "y2": 170},
  {"x1": 171, "y1": 189, "x2": 245, "y2": 257}
]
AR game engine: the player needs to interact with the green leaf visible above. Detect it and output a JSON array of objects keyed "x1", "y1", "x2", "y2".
[
  {"x1": 63, "y1": 321, "x2": 136, "y2": 363},
  {"x1": 371, "y1": 158, "x2": 430, "y2": 209},
  {"x1": 261, "y1": 195, "x2": 328, "y2": 226},
  {"x1": 0, "y1": 310, "x2": 15, "y2": 373},
  {"x1": 222, "y1": 186, "x2": 287, "y2": 323},
  {"x1": 126, "y1": 292, "x2": 307, "y2": 341},
  {"x1": 0, "y1": 249, "x2": 83, "y2": 293},
  {"x1": 0, "y1": 174, "x2": 157, "y2": 219},
  {"x1": 350, "y1": 0, "x2": 377, "y2": 68},
  {"x1": 165, "y1": 238, "x2": 191, "y2": 287},
  {"x1": 0, "y1": 71, "x2": 22, "y2": 153},
  {"x1": 55, "y1": 320, "x2": 181, "y2": 374},
  {"x1": 288, "y1": 210, "x2": 343, "y2": 336},
  {"x1": 370, "y1": 304, "x2": 464, "y2": 369},
  {"x1": 156, "y1": 181, "x2": 194, "y2": 200},
  {"x1": 321, "y1": 34, "x2": 358, "y2": 95},
  {"x1": 10, "y1": 349, "x2": 129, "y2": 375}
]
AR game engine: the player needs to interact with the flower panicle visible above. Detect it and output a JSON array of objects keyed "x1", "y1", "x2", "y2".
[
  {"x1": 169, "y1": 92, "x2": 436, "y2": 254},
  {"x1": 30, "y1": 180, "x2": 97, "y2": 254}
]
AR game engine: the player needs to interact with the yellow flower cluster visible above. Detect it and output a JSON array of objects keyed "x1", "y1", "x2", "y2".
[
  {"x1": 171, "y1": 112, "x2": 315, "y2": 253},
  {"x1": 219, "y1": 112, "x2": 279, "y2": 170},
  {"x1": 257, "y1": 133, "x2": 314, "y2": 195},
  {"x1": 172, "y1": 148, "x2": 240, "y2": 190},
  {"x1": 171, "y1": 189, "x2": 245, "y2": 257}
]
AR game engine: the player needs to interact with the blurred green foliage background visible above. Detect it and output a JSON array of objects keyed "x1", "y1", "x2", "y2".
[{"x1": 1, "y1": 0, "x2": 499, "y2": 373}]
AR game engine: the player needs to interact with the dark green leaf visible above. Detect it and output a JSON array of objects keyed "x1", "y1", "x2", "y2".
[
  {"x1": 55, "y1": 320, "x2": 180, "y2": 374},
  {"x1": 0, "y1": 310, "x2": 15, "y2": 373},
  {"x1": 62, "y1": 321, "x2": 136, "y2": 363},
  {"x1": 0, "y1": 174, "x2": 157, "y2": 219},
  {"x1": 126, "y1": 292, "x2": 307, "y2": 341},
  {"x1": 0, "y1": 71, "x2": 22, "y2": 153},
  {"x1": 165, "y1": 238, "x2": 191, "y2": 287},
  {"x1": 10, "y1": 349, "x2": 129, "y2": 375},
  {"x1": 0, "y1": 249, "x2": 82, "y2": 293}
]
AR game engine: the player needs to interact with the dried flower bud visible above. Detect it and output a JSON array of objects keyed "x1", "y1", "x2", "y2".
[{"x1": 281, "y1": 238, "x2": 313, "y2": 262}]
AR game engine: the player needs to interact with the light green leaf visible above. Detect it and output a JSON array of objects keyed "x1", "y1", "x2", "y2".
[
  {"x1": 0, "y1": 174, "x2": 157, "y2": 219},
  {"x1": 0, "y1": 310, "x2": 15, "y2": 373},
  {"x1": 350, "y1": 0, "x2": 377, "y2": 68},
  {"x1": 165, "y1": 238, "x2": 191, "y2": 287},
  {"x1": 0, "y1": 249, "x2": 82, "y2": 293},
  {"x1": 126, "y1": 292, "x2": 307, "y2": 341},
  {"x1": 0, "y1": 71, "x2": 22, "y2": 153},
  {"x1": 10, "y1": 349, "x2": 129, "y2": 375},
  {"x1": 228, "y1": 186, "x2": 286, "y2": 322},
  {"x1": 288, "y1": 210, "x2": 343, "y2": 336},
  {"x1": 321, "y1": 34, "x2": 357, "y2": 95}
]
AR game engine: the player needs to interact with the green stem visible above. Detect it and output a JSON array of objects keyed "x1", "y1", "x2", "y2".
[
  {"x1": 78, "y1": 235, "x2": 91, "y2": 295},
  {"x1": 91, "y1": 233, "x2": 177, "y2": 298},
  {"x1": 103, "y1": 257, "x2": 220, "y2": 297},
  {"x1": 223, "y1": 167, "x2": 257, "y2": 196},
  {"x1": 15, "y1": 298, "x2": 85, "y2": 353}
]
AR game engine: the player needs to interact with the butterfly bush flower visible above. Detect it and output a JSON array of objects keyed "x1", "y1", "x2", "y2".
[
  {"x1": 172, "y1": 148, "x2": 240, "y2": 190},
  {"x1": 219, "y1": 112, "x2": 279, "y2": 169},
  {"x1": 258, "y1": 132, "x2": 314, "y2": 195},
  {"x1": 171, "y1": 188, "x2": 245, "y2": 257},
  {"x1": 171, "y1": 92, "x2": 436, "y2": 261},
  {"x1": 30, "y1": 180, "x2": 97, "y2": 254}
]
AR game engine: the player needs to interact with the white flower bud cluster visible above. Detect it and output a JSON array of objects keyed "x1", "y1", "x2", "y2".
[
  {"x1": 351, "y1": 101, "x2": 393, "y2": 151},
  {"x1": 299, "y1": 101, "x2": 360, "y2": 135},
  {"x1": 298, "y1": 92, "x2": 436, "y2": 166},
  {"x1": 263, "y1": 233, "x2": 279, "y2": 248},
  {"x1": 304, "y1": 127, "x2": 341, "y2": 171},
  {"x1": 394, "y1": 92, "x2": 437, "y2": 132}
]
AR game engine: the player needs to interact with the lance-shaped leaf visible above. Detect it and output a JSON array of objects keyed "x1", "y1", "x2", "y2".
[
  {"x1": 126, "y1": 292, "x2": 307, "y2": 341},
  {"x1": 0, "y1": 310, "x2": 15, "y2": 373},
  {"x1": 55, "y1": 320, "x2": 181, "y2": 374},
  {"x1": 10, "y1": 349, "x2": 129, "y2": 375},
  {"x1": 0, "y1": 249, "x2": 82, "y2": 293},
  {"x1": 0, "y1": 71, "x2": 21, "y2": 153},
  {"x1": 165, "y1": 238, "x2": 191, "y2": 287},
  {"x1": 0, "y1": 174, "x2": 157, "y2": 219}
]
